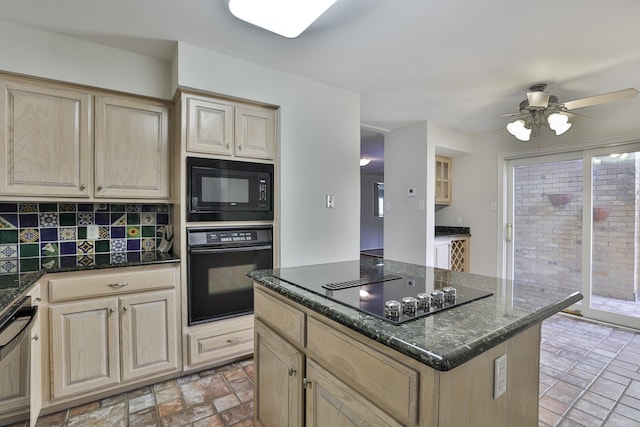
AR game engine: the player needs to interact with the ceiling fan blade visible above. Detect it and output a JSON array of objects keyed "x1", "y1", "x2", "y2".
[
  {"x1": 562, "y1": 88, "x2": 638, "y2": 110},
  {"x1": 496, "y1": 111, "x2": 525, "y2": 118}
]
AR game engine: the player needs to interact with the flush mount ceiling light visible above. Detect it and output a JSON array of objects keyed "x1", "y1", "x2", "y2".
[
  {"x1": 228, "y1": 0, "x2": 338, "y2": 38},
  {"x1": 500, "y1": 84, "x2": 638, "y2": 142}
]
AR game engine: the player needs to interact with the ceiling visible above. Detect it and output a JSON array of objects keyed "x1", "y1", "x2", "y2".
[{"x1": 1, "y1": 0, "x2": 640, "y2": 136}]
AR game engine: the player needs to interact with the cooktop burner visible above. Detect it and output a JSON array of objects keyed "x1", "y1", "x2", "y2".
[{"x1": 271, "y1": 262, "x2": 493, "y2": 324}]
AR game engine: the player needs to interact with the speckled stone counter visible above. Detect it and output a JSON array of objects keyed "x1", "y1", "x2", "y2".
[
  {"x1": 0, "y1": 251, "x2": 179, "y2": 329},
  {"x1": 249, "y1": 258, "x2": 582, "y2": 371}
]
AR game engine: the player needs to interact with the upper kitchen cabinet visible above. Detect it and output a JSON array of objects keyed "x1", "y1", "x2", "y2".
[
  {"x1": 95, "y1": 95, "x2": 170, "y2": 199},
  {"x1": 184, "y1": 93, "x2": 276, "y2": 161},
  {"x1": 0, "y1": 76, "x2": 91, "y2": 198},
  {"x1": 435, "y1": 155, "x2": 452, "y2": 205}
]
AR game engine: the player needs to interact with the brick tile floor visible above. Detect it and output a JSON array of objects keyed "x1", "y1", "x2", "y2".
[{"x1": 7, "y1": 313, "x2": 640, "y2": 427}]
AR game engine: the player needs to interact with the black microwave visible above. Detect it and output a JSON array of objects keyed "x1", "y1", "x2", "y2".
[{"x1": 187, "y1": 157, "x2": 274, "y2": 221}]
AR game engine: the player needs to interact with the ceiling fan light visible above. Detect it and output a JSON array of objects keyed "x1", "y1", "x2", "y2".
[
  {"x1": 228, "y1": 0, "x2": 337, "y2": 38},
  {"x1": 360, "y1": 158, "x2": 371, "y2": 166},
  {"x1": 507, "y1": 119, "x2": 531, "y2": 141},
  {"x1": 547, "y1": 113, "x2": 572, "y2": 135}
]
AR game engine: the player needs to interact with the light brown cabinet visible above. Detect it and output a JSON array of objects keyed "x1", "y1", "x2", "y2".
[
  {"x1": 94, "y1": 95, "x2": 170, "y2": 199},
  {"x1": 0, "y1": 74, "x2": 171, "y2": 201},
  {"x1": 254, "y1": 282, "x2": 541, "y2": 427},
  {"x1": 0, "y1": 77, "x2": 92, "y2": 198},
  {"x1": 184, "y1": 93, "x2": 276, "y2": 160},
  {"x1": 47, "y1": 265, "x2": 179, "y2": 400},
  {"x1": 435, "y1": 155, "x2": 452, "y2": 205}
]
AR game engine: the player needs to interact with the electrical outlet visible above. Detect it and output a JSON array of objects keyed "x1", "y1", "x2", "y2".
[
  {"x1": 456, "y1": 217, "x2": 462, "y2": 225},
  {"x1": 494, "y1": 354, "x2": 507, "y2": 399},
  {"x1": 87, "y1": 225, "x2": 100, "y2": 240}
]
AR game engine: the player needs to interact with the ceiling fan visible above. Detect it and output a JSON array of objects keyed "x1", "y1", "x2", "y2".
[{"x1": 501, "y1": 84, "x2": 639, "y2": 141}]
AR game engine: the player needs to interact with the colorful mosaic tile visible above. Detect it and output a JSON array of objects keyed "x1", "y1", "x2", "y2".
[
  {"x1": 19, "y1": 244, "x2": 39, "y2": 258},
  {"x1": 111, "y1": 213, "x2": 126, "y2": 226},
  {"x1": 41, "y1": 242, "x2": 59, "y2": 257},
  {"x1": 19, "y1": 228, "x2": 39, "y2": 243},
  {"x1": 0, "y1": 244, "x2": 18, "y2": 259},
  {"x1": 111, "y1": 239, "x2": 126, "y2": 253},
  {"x1": 42, "y1": 257, "x2": 59, "y2": 270},
  {"x1": 59, "y1": 228, "x2": 76, "y2": 241},
  {"x1": 77, "y1": 213, "x2": 94, "y2": 226},
  {"x1": 77, "y1": 255, "x2": 95, "y2": 266},
  {"x1": 40, "y1": 228, "x2": 58, "y2": 242},
  {"x1": 0, "y1": 259, "x2": 18, "y2": 273},
  {"x1": 19, "y1": 214, "x2": 38, "y2": 228},
  {"x1": 141, "y1": 213, "x2": 156, "y2": 225},
  {"x1": 111, "y1": 252, "x2": 127, "y2": 264},
  {"x1": 126, "y1": 204, "x2": 141, "y2": 212},
  {"x1": 59, "y1": 203, "x2": 76, "y2": 212},
  {"x1": 127, "y1": 239, "x2": 141, "y2": 251},
  {"x1": 59, "y1": 241, "x2": 76, "y2": 255},
  {"x1": 99, "y1": 227, "x2": 110, "y2": 239},
  {"x1": 18, "y1": 203, "x2": 37, "y2": 213},
  {"x1": 95, "y1": 240, "x2": 110, "y2": 253},
  {"x1": 0, "y1": 214, "x2": 18, "y2": 229},
  {"x1": 77, "y1": 240, "x2": 94, "y2": 255},
  {"x1": 111, "y1": 227, "x2": 125, "y2": 239},
  {"x1": 59, "y1": 213, "x2": 76, "y2": 226},
  {"x1": 0, "y1": 230, "x2": 18, "y2": 244},
  {"x1": 127, "y1": 226, "x2": 140, "y2": 238},
  {"x1": 19, "y1": 258, "x2": 38, "y2": 272},
  {"x1": 39, "y1": 212, "x2": 59, "y2": 228},
  {"x1": 142, "y1": 238, "x2": 156, "y2": 252}
]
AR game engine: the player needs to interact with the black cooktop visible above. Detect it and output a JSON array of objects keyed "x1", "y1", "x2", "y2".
[{"x1": 272, "y1": 262, "x2": 493, "y2": 324}]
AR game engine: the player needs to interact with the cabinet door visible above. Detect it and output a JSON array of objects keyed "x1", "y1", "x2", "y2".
[
  {"x1": 186, "y1": 96, "x2": 234, "y2": 156},
  {"x1": 94, "y1": 95, "x2": 170, "y2": 199},
  {"x1": 29, "y1": 284, "x2": 42, "y2": 427},
  {"x1": 0, "y1": 78, "x2": 91, "y2": 197},
  {"x1": 234, "y1": 105, "x2": 276, "y2": 160},
  {"x1": 305, "y1": 359, "x2": 401, "y2": 427},
  {"x1": 119, "y1": 290, "x2": 179, "y2": 381},
  {"x1": 435, "y1": 241, "x2": 451, "y2": 269},
  {"x1": 0, "y1": 332, "x2": 29, "y2": 415},
  {"x1": 254, "y1": 319, "x2": 303, "y2": 427},
  {"x1": 435, "y1": 155, "x2": 452, "y2": 205},
  {"x1": 50, "y1": 298, "x2": 120, "y2": 399}
]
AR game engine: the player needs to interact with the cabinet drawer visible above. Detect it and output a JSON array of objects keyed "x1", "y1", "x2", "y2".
[
  {"x1": 188, "y1": 316, "x2": 254, "y2": 368},
  {"x1": 306, "y1": 316, "x2": 418, "y2": 425},
  {"x1": 48, "y1": 265, "x2": 176, "y2": 302},
  {"x1": 254, "y1": 286, "x2": 305, "y2": 347}
]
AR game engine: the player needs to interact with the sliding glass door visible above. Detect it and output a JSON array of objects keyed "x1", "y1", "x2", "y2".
[{"x1": 506, "y1": 143, "x2": 640, "y2": 329}]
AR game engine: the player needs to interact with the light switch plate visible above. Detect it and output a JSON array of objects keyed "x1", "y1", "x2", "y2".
[
  {"x1": 87, "y1": 225, "x2": 100, "y2": 240},
  {"x1": 326, "y1": 195, "x2": 335, "y2": 209}
]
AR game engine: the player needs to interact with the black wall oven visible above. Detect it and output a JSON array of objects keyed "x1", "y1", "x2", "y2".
[
  {"x1": 187, "y1": 157, "x2": 274, "y2": 222},
  {"x1": 187, "y1": 225, "x2": 273, "y2": 325}
]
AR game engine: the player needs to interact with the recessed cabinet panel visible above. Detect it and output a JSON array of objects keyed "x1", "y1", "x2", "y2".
[
  {"x1": 0, "y1": 78, "x2": 91, "y2": 197},
  {"x1": 187, "y1": 97, "x2": 234, "y2": 156},
  {"x1": 235, "y1": 105, "x2": 275, "y2": 160},
  {"x1": 95, "y1": 95, "x2": 169, "y2": 199},
  {"x1": 50, "y1": 298, "x2": 120, "y2": 399},
  {"x1": 120, "y1": 290, "x2": 178, "y2": 381}
]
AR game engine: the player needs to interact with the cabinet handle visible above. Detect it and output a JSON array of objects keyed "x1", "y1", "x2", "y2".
[
  {"x1": 79, "y1": 184, "x2": 86, "y2": 190},
  {"x1": 109, "y1": 308, "x2": 114, "y2": 314},
  {"x1": 226, "y1": 144, "x2": 230, "y2": 149},
  {"x1": 238, "y1": 145, "x2": 242, "y2": 151},
  {"x1": 33, "y1": 297, "x2": 41, "y2": 304},
  {"x1": 108, "y1": 282, "x2": 128, "y2": 288},
  {"x1": 31, "y1": 334, "x2": 39, "y2": 341},
  {"x1": 226, "y1": 337, "x2": 241, "y2": 343},
  {"x1": 288, "y1": 367, "x2": 296, "y2": 376},
  {"x1": 97, "y1": 185, "x2": 103, "y2": 191},
  {"x1": 303, "y1": 378, "x2": 312, "y2": 388}
]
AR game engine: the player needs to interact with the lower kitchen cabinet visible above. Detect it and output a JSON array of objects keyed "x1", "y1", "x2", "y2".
[
  {"x1": 46, "y1": 264, "x2": 180, "y2": 402},
  {"x1": 435, "y1": 236, "x2": 469, "y2": 272},
  {"x1": 254, "y1": 319, "x2": 303, "y2": 427}
]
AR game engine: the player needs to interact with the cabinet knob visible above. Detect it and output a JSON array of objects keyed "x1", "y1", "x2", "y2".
[
  {"x1": 79, "y1": 184, "x2": 86, "y2": 190},
  {"x1": 123, "y1": 306, "x2": 128, "y2": 312},
  {"x1": 288, "y1": 367, "x2": 296, "y2": 376},
  {"x1": 97, "y1": 185, "x2": 103, "y2": 191},
  {"x1": 109, "y1": 308, "x2": 114, "y2": 314},
  {"x1": 226, "y1": 337, "x2": 241, "y2": 343},
  {"x1": 31, "y1": 334, "x2": 39, "y2": 341},
  {"x1": 303, "y1": 378, "x2": 312, "y2": 388},
  {"x1": 33, "y1": 297, "x2": 41, "y2": 304},
  {"x1": 237, "y1": 145, "x2": 242, "y2": 151}
]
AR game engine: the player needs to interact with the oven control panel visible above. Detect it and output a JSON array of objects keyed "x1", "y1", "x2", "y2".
[
  {"x1": 206, "y1": 231, "x2": 256, "y2": 243},
  {"x1": 187, "y1": 227, "x2": 272, "y2": 247}
]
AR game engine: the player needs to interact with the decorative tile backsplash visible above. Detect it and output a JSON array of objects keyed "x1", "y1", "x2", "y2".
[{"x1": 0, "y1": 202, "x2": 171, "y2": 274}]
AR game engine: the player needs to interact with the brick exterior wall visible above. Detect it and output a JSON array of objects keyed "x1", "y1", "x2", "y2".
[{"x1": 513, "y1": 155, "x2": 639, "y2": 303}]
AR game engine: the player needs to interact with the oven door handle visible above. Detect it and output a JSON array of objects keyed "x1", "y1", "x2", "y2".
[
  {"x1": 0, "y1": 305, "x2": 38, "y2": 362},
  {"x1": 189, "y1": 245, "x2": 272, "y2": 254}
]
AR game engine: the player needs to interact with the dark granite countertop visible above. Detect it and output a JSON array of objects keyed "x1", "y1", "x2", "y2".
[
  {"x1": 0, "y1": 251, "x2": 180, "y2": 330},
  {"x1": 435, "y1": 225, "x2": 471, "y2": 237},
  {"x1": 249, "y1": 258, "x2": 582, "y2": 371}
]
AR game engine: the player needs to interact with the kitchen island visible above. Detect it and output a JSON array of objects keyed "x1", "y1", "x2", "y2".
[{"x1": 249, "y1": 257, "x2": 582, "y2": 427}]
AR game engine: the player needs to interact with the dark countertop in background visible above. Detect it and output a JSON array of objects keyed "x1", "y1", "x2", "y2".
[
  {"x1": 0, "y1": 251, "x2": 180, "y2": 330},
  {"x1": 435, "y1": 225, "x2": 471, "y2": 237},
  {"x1": 249, "y1": 258, "x2": 582, "y2": 371}
]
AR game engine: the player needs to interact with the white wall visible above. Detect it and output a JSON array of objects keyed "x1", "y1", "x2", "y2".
[
  {"x1": 360, "y1": 173, "x2": 384, "y2": 250},
  {"x1": 384, "y1": 122, "x2": 429, "y2": 265},
  {"x1": 0, "y1": 19, "x2": 172, "y2": 99}
]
